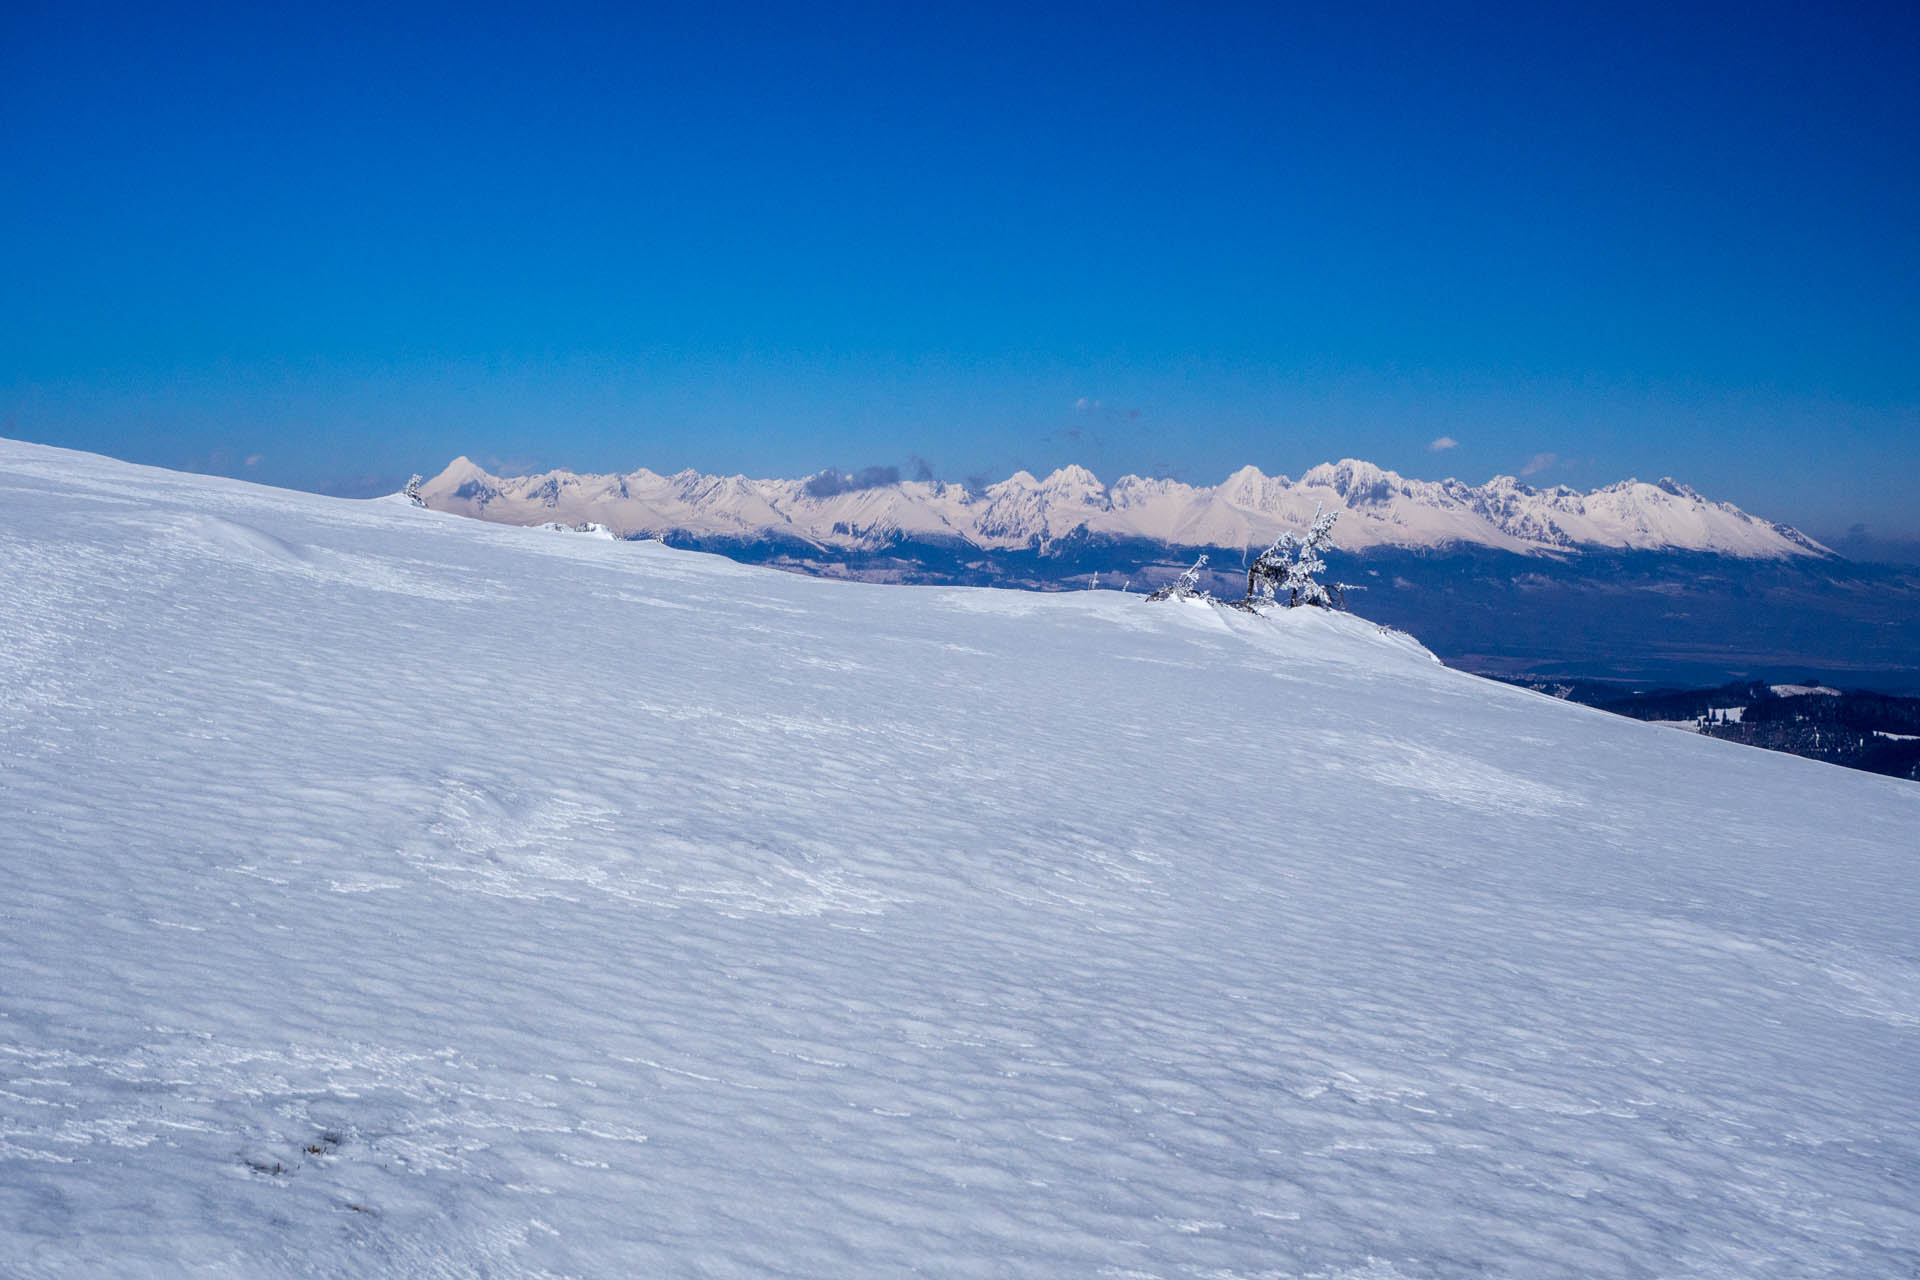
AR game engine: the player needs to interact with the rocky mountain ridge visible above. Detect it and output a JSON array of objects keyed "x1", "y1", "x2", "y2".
[{"x1": 420, "y1": 456, "x2": 1830, "y2": 559}]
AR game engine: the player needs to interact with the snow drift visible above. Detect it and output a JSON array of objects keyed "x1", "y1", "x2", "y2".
[{"x1": 1, "y1": 438, "x2": 1914, "y2": 1277}]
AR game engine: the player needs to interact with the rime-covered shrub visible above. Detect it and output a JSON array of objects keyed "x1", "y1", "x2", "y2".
[
  {"x1": 1146, "y1": 554, "x2": 1211, "y2": 602},
  {"x1": 1244, "y1": 505, "x2": 1354, "y2": 609}
]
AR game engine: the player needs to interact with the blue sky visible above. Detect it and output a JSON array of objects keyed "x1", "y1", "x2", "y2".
[{"x1": 4, "y1": 0, "x2": 1916, "y2": 543}]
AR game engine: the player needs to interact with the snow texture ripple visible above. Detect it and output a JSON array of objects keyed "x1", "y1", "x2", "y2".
[{"x1": 0, "y1": 439, "x2": 1914, "y2": 1278}]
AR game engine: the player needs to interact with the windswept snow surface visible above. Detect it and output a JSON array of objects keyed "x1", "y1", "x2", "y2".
[{"x1": 2, "y1": 438, "x2": 1916, "y2": 1278}]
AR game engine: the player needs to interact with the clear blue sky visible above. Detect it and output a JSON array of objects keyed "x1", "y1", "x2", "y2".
[{"x1": 4, "y1": 0, "x2": 1916, "y2": 542}]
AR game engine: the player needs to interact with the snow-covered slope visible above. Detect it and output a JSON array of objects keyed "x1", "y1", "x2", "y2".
[
  {"x1": 4, "y1": 438, "x2": 1915, "y2": 1277},
  {"x1": 421, "y1": 455, "x2": 1830, "y2": 558}
]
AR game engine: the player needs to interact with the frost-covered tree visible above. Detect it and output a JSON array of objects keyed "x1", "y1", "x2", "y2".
[
  {"x1": 405, "y1": 474, "x2": 425, "y2": 507},
  {"x1": 1244, "y1": 505, "x2": 1353, "y2": 609},
  {"x1": 1146, "y1": 554, "x2": 1210, "y2": 602}
]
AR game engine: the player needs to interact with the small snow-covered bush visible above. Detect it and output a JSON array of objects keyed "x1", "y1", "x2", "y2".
[
  {"x1": 1145, "y1": 554, "x2": 1211, "y2": 602},
  {"x1": 1241, "y1": 505, "x2": 1356, "y2": 610},
  {"x1": 1143, "y1": 510, "x2": 1358, "y2": 611}
]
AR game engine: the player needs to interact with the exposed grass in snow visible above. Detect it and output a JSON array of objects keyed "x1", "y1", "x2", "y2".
[{"x1": 2, "y1": 439, "x2": 1917, "y2": 1277}]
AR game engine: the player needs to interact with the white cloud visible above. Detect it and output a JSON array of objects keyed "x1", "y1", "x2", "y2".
[
  {"x1": 1428, "y1": 436, "x2": 1458, "y2": 452},
  {"x1": 1520, "y1": 452, "x2": 1558, "y2": 477},
  {"x1": 244, "y1": 454, "x2": 264, "y2": 468},
  {"x1": 1074, "y1": 397, "x2": 1099, "y2": 413}
]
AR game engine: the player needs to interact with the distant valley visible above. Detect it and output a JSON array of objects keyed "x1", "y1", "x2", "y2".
[{"x1": 1504, "y1": 678, "x2": 1920, "y2": 781}]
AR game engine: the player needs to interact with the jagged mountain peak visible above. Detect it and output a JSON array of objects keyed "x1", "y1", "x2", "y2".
[
  {"x1": 1300, "y1": 458, "x2": 1412, "y2": 507},
  {"x1": 1042, "y1": 463, "x2": 1101, "y2": 486},
  {"x1": 1216, "y1": 464, "x2": 1280, "y2": 501}
]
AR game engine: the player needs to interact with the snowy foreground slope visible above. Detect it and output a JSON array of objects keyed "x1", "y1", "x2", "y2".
[{"x1": 2, "y1": 439, "x2": 1917, "y2": 1279}]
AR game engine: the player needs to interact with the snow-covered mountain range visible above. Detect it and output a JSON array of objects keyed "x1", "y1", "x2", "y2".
[
  {"x1": 422, "y1": 455, "x2": 1830, "y2": 558},
  {"x1": 4, "y1": 437, "x2": 1917, "y2": 1274}
]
